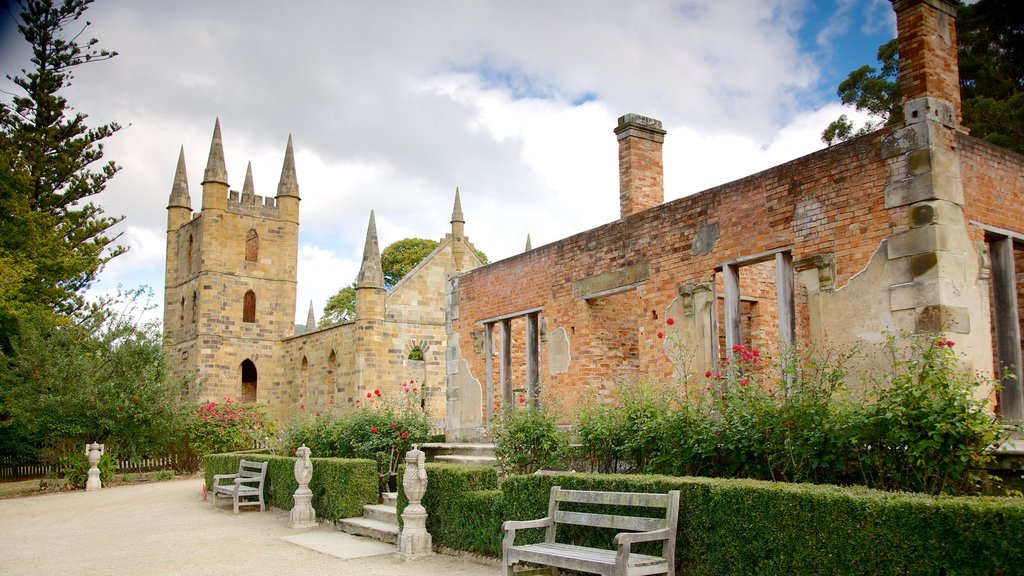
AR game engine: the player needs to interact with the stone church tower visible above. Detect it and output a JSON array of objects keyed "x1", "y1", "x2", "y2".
[{"x1": 163, "y1": 120, "x2": 299, "y2": 405}]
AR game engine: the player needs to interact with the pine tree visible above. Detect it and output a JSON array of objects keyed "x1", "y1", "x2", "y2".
[{"x1": 0, "y1": 0, "x2": 124, "y2": 346}]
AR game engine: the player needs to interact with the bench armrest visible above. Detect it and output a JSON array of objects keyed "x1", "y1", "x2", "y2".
[
  {"x1": 614, "y1": 528, "x2": 672, "y2": 573},
  {"x1": 502, "y1": 517, "x2": 552, "y2": 552},
  {"x1": 234, "y1": 476, "x2": 262, "y2": 485},
  {"x1": 614, "y1": 528, "x2": 671, "y2": 546},
  {"x1": 211, "y1": 473, "x2": 239, "y2": 484}
]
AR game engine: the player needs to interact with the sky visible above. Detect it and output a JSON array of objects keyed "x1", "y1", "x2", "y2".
[{"x1": 0, "y1": 0, "x2": 897, "y2": 326}]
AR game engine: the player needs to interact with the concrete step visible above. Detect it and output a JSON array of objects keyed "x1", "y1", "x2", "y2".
[
  {"x1": 363, "y1": 503, "x2": 398, "y2": 524},
  {"x1": 434, "y1": 454, "x2": 498, "y2": 466},
  {"x1": 337, "y1": 517, "x2": 399, "y2": 544},
  {"x1": 420, "y1": 442, "x2": 496, "y2": 459},
  {"x1": 381, "y1": 492, "x2": 398, "y2": 506}
]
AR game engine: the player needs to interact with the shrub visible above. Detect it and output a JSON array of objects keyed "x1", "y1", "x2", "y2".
[
  {"x1": 184, "y1": 398, "x2": 276, "y2": 459},
  {"x1": 489, "y1": 402, "x2": 569, "y2": 475},
  {"x1": 204, "y1": 452, "x2": 377, "y2": 522},
  {"x1": 280, "y1": 382, "x2": 430, "y2": 493},
  {"x1": 396, "y1": 463, "x2": 501, "y2": 553},
  {"x1": 575, "y1": 379, "x2": 679, "y2": 473},
  {"x1": 60, "y1": 445, "x2": 117, "y2": 489}
]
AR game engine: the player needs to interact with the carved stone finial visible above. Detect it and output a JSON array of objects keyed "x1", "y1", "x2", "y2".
[
  {"x1": 397, "y1": 444, "x2": 432, "y2": 560},
  {"x1": 202, "y1": 118, "x2": 228, "y2": 187},
  {"x1": 289, "y1": 444, "x2": 316, "y2": 529}
]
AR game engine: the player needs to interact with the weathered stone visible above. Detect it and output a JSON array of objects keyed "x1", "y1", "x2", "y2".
[
  {"x1": 289, "y1": 444, "x2": 316, "y2": 529},
  {"x1": 885, "y1": 172, "x2": 964, "y2": 208},
  {"x1": 690, "y1": 223, "x2": 720, "y2": 256},
  {"x1": 916, "y1": 304, "x2": 970, "y2": 334},
  {"x1": 398, "y1": 445, "x2": 432, "y2": 560},
  {"x1": 886, "y1": 225, "x2": 966, "y2": 259},
  {"x1": 572, "y1": 262, "x2": 650, "y2": 299},
  {"x1": 547, "y1": 327, "x2": 570, "y2": 375},
  {"x1": 889, "y1": 278, "x2": 963, "y2": 311},
  {"x1": 85, "y1": 442, "x2": 104, "y2": 492},
  {"x1": 910, "y1": 251, "x2": 965, "y2": 281},
  {"x1": 903, "y1": 96, "x2": 957, "y2": 129}
]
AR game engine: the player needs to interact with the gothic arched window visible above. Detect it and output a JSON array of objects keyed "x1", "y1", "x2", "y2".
[
  {"x1": 245, "y1": 229, "x2": 258, "y2": 262},
  {"x1": 243, "y1": 290, "x2": 256, "y2": 323}
]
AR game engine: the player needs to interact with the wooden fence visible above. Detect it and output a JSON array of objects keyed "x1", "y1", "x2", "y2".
[{"x1": 0, "y1": 454, "x2": 175, "y2": 481}]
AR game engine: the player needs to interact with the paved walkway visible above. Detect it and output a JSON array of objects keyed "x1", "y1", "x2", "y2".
[{"x1": 0, "y1": 477, "x2": 500, "y2": 576}]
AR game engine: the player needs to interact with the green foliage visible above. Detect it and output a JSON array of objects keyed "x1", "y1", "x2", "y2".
[
  {"x1": 396, "y1": 463, "x2": 501, "y2": 553},
  {"x1": 489, "y1": 472, "x2": 1024, "y2": 575},
  {"x1": 281, "y1": 385, "x2": 430, "y2": 492},
  {"x1": 824, "y1": 1, "x2": 1024, "y2": 153},
  {"x1": 407, "y1": 346, "x2": 424, "y2": 361},
  {"x1": 489, "y1": 403, "x2": 570, "y2": 475},
  {"x1": 586, "y1": 334, "x2": 1003, "y2": 496},
  {"x1": 0, "y1": 0, "x2": 125, "y2": 345},
  {"x1": 320, "y1": 282, "x2": 355, "y2": 326},
  {"x1": 381, "y1": 238, "x2": 439, "y2": 288},
  {"x1": 204, "y1": 452, "x2": 378, "y2": 522},
  {"x1": 59, "y1": 445, "x2": 116, "y2": 489},
  {"x1": 182, "y1": 398, "x2": 276, "y2": 460},
  {"x1": 822, "y1": 39, "x2": 901, "y2": 146},
  {"x1": 575, "y1": 379, "x2": 677, "y2": 473},
  {"x1": 0, "y1": 287, "x2": 190, "y2": 463}
]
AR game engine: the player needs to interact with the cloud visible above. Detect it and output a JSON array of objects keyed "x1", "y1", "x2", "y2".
[{"x1": 0, "y1": 1, "x2": 890, "y2": 324}]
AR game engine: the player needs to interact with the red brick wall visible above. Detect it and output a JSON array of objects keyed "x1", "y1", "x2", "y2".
[{"x1": 454, "y1": 130, "x2": 903, "y2": 421}]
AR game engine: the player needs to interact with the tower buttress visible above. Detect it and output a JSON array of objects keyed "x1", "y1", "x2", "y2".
[
  {"x1": 201, "y1": 118, "x2": 229, "y2": 212},
  {"x1": 356, "y1": 210, "x2": 385, "y2": 320}
]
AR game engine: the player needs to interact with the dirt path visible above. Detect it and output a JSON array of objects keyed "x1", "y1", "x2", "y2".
[{"x1": 0, "y1": 477, "x2": 498, "y2": 576}]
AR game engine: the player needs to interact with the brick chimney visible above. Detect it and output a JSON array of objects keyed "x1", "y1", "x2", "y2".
[
  {"x1": 614, "y1": 113, "x2": 666, "y2": 219},
  {"x1": 891, "y1": 0, "x2": 961, "y2": 126}
]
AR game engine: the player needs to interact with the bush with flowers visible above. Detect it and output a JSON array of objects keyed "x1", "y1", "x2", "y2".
[
  {"x1": 488, "y1": 397, "x2": 570, "y2": 476},
  {"x1": 181, "y1": 398, "x2": 276, "y2": 462},
  {"x1": 281, "y1": 380, "x2": 429, "y2": 493},
  {"x1": 579, "y1": 317, "x2": 1006, "y2": 495}
]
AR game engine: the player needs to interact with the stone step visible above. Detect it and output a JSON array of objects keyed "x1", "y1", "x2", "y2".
[
  {"x1": 420, "y1": 442, "x2": 496, "y2": 459},
  {"x1": 381, "y1": 492, "x2": 398, "y2": 506},
  {"x1": 434, "y1": 454, "x2": 498, "y2": 466},
  {"x1": 363, "y1": 503, "x2": 398, "y2": 524},
  {"x1": 336, "y1": 517, "x2": 399, "y2": 544}
]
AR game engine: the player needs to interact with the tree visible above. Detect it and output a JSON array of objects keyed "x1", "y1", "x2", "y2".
[
  {"x1": 821, "y1": 39, "x2": 901, "y2": 146},
  {"x1": 0, "y1": 0, "x2": 125, "y2": 348},
  {"x1": 0, "y1": 287, "x2": 188, "y2": 463},
  {"x1": 320, "y1": 282, "x2": 356, "y2": 326},
  {"x1": 822, "y1": 0, "x2": 1024, "y2": 154},
  {"x1": 381, "y1": 238, "x2": 440, "y2": 288},
  {"x1": 321, "y1": 237, "x2": 489, "y2": 326}
]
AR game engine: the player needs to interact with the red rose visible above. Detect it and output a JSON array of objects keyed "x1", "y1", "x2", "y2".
[
  {"x1": 657, "y1": 331, "x2": 664, "y2": 339},
  {"x1": 371, "y1": 427, "x2": 378, "y2": 434},
  {"x1": 374, "y1": 389, "x2": 381, "y2": 396},
  {"x1": 704, "y1": 370, "x2": 712, "y2": 378},
  {"x1": 401, "y1": 432, "x2": 407, "y2": 439},
  {"x1": 666, "y1": 318, "x2": 675, "y2": 326}
]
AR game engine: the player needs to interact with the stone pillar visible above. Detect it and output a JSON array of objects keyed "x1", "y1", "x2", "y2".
[
  {"x1": 85, "y1": 442, "x2": 104, "y2": 491},
  {"x1": 289, "y1": 445, "x2": 317, "y2": 528},
  {"x1": 614, "y1": 113, "x2": 666, "y2": 219},
  {"x1": 398, "y1": 445, "x2": 432, "y2": 560}
]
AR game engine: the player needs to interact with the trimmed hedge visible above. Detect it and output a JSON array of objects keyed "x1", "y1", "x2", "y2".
[
  {"x1": 400, "y1": 466, "x2": 1024, "y2": 575},
  {"x1": 204, "y1": 453, "x2": 377, "y2": 522}
]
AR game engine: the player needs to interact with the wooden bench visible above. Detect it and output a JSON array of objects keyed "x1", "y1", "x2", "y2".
[
  {"x1": 502, "y1": 486, "x2": 680, "y2": 576},
  {"x1": 210, "y1": 459, "x2": 267, "y2": 514}
]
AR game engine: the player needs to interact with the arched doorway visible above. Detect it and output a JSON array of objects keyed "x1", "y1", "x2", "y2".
[{"x1": 241, "y1": 359, "x2": 257, "y2": 402}]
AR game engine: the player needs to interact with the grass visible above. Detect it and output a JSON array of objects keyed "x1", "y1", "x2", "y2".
[{"x1": 0, "y1": 470, "x2": 184, "y2": 498}]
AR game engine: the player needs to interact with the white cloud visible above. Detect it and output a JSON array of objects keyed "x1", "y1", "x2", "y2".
[{"x1": 4, "y1": 1, "x2": 892, "y2": 325}]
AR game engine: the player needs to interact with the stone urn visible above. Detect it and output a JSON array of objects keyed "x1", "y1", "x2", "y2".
[
  {"x1": 85, "y1": 442, "x2": 104, "y2": 491},
  {"x1": 398, "y1": 444, "x2": 432, "y2": 560},
  {"x1": 288, "y1": 444, "x2": 317, "y2": 528}
]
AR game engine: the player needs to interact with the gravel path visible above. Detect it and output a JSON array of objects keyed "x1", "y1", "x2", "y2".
[{"x1": 0, "y1": 477, "x2": 499, "y2": 576}]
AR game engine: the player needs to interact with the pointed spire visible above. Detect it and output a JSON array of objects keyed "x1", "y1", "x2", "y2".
[
  {"x1": 306, "y1": 300, "x2": 316, "y2": 330},
  {"x1": 202, "y1": 118, "x2": 229, "y2": 186},
  {"x1": 525, "y1": 234, "x2": 532, "y2": 252},
  {"x1": 169, "y1": 145, "x2": 191, "y2": 208},
  {"x1": 356, "y1": 210, "x2": 384, "y2": 289},
  {"x1": 450, "y1": 186, "x2": 464, "y2": 223},
  {"x1": 276, "y1": 134, "x2": 300, "y2": 198},
  {"x1": 242, "y1": 162, "x2": 255, "y2": 196}
]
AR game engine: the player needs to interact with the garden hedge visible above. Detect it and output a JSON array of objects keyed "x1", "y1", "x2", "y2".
[
  {"x1": 398, "y1": 466, "x2": 1024, "y2": 575},
  {"x1": 204, "y1": 452, "x2": 377, "y2": 522}
]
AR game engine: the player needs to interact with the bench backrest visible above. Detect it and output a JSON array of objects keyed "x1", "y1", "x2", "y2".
[
  {"x1": 238, "y1": 459, "x2": 268, "y2": 480},
  {"x1": 545, "y1": 486, "x2": 680, "y2": 560}
]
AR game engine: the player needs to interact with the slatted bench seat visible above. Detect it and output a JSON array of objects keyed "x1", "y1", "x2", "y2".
[
  {"x1": 502, "y1": 486, "x2": 680, "y2": 576},
  {"x1": 210, "y1": 459, "x2": 267, "y2": 514}
]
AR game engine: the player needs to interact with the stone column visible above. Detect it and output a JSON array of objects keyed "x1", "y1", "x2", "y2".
[
  {"x1": 397, "y1": 445, "x2": 432, "y2": 560},
  {"x1": 85, "y1": 442, "x2": 104, "y2": 491},
  {"x1": 288, "y1": 445, "x2": 317, "y2": 529}
]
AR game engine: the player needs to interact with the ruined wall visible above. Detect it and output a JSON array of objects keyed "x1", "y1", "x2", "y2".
[{"x1": 449, "y1": 131, "x2": 914, "y2": 430}]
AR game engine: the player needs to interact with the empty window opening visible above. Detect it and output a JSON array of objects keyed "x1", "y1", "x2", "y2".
[
  {"x1": 245, "y1": 229, "x2": 258, "y2": 263},
  {"x1": 299, "y1": 356, "x2": 308, "y2": 404},
  {"x1": 327, "y1": 350, "x2": 337, "y2": 405},
  {"x1": 187, "y1": 234, "x2": 194, "y2": 275},
  {"x1": 179, "y1": 296, "x2": 185, "y2": 327},
  {"x1": 241, "y1": 359, "x2": 257, "y2": 403},
  {"x1": 243, "y1": 290, "x2": 256, "y2": 323},
  {"x1": 481, "y1": 308, "x2": 543, "y2": 424},
  {"x1": 408, "y1": 346, "x2": 424, "y2": 361}
]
